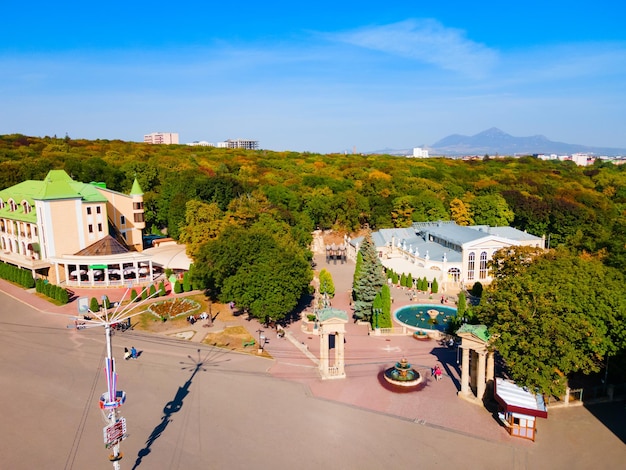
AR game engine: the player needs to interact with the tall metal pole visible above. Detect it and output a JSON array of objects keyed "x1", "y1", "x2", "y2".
[
  {"x1": 73, "y1": 284, "x2": 162, "y2": 468},
  {"x1": 103, "y1": 300, "x2": 121, "y2": 470}
]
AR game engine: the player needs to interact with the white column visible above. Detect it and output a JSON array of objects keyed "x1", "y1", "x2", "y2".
[
  {"x1": 486, "y1": 352, "x2": 495, "y2": 383},
  {"x1": 477, "y1": 352, "x2": 486, "y2": 400},
  {"x1": 461, "y1": 347, "x2": 470, "y2": 395},
  {"x1": 319, "y1": 329, "x2": 329, "y2": 378},
  {"x1": 335, "y1": 332, "x2": 345, "y2": 377}
]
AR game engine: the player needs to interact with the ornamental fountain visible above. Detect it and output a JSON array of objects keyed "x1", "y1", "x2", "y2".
[{"x1": 383, "y1": 358, "x2": 424, "y2": 388}]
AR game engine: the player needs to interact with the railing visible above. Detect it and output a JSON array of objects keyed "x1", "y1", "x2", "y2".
[
  {"x1": 585, "y1": 383, "x2": 626, "y2": 401},
  {"x1": 65, "y1": 278, "x2": 154, "y2": 288},
  {"x1": 377, "y1": 327, "x2": 411, "y2": 336},
  {"x1": 544, "y1": 385, "x2": 626, "y2": 406}
]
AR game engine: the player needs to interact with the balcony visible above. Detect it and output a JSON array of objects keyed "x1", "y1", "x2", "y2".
[{"x1": 0, "y1": 250, "x2": 50, "y2": 271}]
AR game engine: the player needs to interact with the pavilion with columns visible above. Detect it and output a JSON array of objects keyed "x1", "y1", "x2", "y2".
[
  {"x1": 456, "y1": 324, "x2": 495, "y2": 404},
  {"x1": 316, "y1": 307, "x2": 348, "y2": 380}
]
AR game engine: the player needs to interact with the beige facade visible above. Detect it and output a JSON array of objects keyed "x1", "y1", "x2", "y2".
[
  {"x1": 0, "y1": 170, "x2": 147, "y2": 286},
  {"x1": 96, "y1": 187, "x2": 145, "y2": 251},
  {"x1": 144, "y1": 132, "x2": 179, "y2": 145}
]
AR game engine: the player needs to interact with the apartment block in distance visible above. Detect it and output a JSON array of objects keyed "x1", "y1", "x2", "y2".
[
  {"x1": 217, "y1": 139, "x2": 259, "y2": 150},
  {"x1": 144, "y1": 132, "x2": 179, "y2": 145}
]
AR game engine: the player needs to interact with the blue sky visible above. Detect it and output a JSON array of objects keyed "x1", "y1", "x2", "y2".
[{"x1": 1, "y1": 1, "x2": 625, "y2": 154}]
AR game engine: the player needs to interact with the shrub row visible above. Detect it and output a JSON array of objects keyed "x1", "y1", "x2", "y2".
[
  {"x1": 385, "y1": 268, "x2": 439, "y2": 293},
  {"x1": 0, "y1": 261, "x2": 35, "y2": 288},
  {"x1": 35, "y1": 278, "x2": 69, "y2": 304}
]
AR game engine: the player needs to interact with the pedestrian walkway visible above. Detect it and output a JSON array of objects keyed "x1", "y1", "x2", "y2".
[{"x1": 0, "y1": 254, "x2": 508, "y2": 444}]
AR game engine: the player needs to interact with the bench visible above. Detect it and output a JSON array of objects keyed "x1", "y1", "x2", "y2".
[{"x1": 242, "y1": 340, "x2": 256, "y2": 348}]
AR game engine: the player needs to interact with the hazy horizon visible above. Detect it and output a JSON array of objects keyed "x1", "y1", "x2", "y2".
[{"x1": 1, "y1": 1, "x2": 625, "y2": 154}]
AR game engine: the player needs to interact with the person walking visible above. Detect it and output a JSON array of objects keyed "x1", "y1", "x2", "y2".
[
  {"x1": 124, "y1": 347, "x2": 131, "y2": 360},
  {"x1": 434, "y1": 365, "x2": 442, "y2": 381},
  {"x1": 130, "y1": 346, "x2": 137, "y2": 359}
]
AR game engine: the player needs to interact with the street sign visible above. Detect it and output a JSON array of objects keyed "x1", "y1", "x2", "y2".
[
  {"x1": 103, "y1": 417, "x2": 127, "y2": 447},
  {"x1": 77, "y1": 297, "x2": 89, "y2": 313}
]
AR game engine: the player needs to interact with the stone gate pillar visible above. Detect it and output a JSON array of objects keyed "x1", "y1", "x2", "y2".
[
  {"x1": 456, "y1": 324, "x2": 493, "y2": 405},
  {"x1": 316, "y1": 308, "x2": 348, "y2": 380}
]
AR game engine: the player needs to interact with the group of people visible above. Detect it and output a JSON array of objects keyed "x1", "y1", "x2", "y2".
[
  {"x1": 124, "y1": 346, "x2": 138, "y2": 360},
  {"x1": 187, "y1": 312, "x2": 210, "y2": 325}
]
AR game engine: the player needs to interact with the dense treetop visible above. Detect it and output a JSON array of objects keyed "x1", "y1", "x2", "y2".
[
  {"x1": 2, "y1": 137, "x2": 626, "y2": 254},
  {"x1": 478, "y1": 247, "x2": 626, "y2": 396},
  {"x1": 3, "y1": 133, "x2": 625, "y2": 272}
]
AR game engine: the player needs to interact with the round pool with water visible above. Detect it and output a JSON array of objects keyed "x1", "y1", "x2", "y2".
[{"x1": 394, "y1": 304, "x2": 457, "y2": 332}]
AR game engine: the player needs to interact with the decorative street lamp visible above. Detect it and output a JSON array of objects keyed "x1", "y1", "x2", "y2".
[
  {"x1": 256, "y1": 329, "x2": 265, "y2": 351},
  {"x1": 72, "y1": 284, "x2": 159, "y2": 470}
]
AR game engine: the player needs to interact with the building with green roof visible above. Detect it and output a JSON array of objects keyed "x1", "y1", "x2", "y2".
[{"x1": 0, "y1": 170, "x2": 148, "y2": 286}]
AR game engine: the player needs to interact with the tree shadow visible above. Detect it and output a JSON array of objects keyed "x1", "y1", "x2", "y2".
[
  {"x1": 584, "y1": 400, "x2": 626, "y2": 444},
  {"x1": 430, "y1": 345, "x2": 461, "y2": 392},
  {"x1": 131, "y1": 348, "x2": 230, "y2": 469}
]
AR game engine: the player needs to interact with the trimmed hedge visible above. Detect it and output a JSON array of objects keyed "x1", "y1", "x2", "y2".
[
  {"x1": 34, "y1": 277, "x2": 70, "y2": 304},
  {"x1": 0, "y1": 261, "x2": 35, "y2": 288},
  {"x1": 2, "y1": 262, "x2": 68, "y2": 304}
]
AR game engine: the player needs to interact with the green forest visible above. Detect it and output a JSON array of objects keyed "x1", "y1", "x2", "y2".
[
  {"x1": 2, "y1": 133, "x2": 626, "y2": 394},
  {"x1": 2, "y1": 133, "x2": 625, "y2": 267}
]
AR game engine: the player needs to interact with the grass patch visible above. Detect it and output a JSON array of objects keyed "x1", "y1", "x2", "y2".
[
  {"x1": 131, "y1": 293, "x2": 211, "y2": 332},
  {"x1": 203, "y1": 326, "x2": 272, "y2": 357}
]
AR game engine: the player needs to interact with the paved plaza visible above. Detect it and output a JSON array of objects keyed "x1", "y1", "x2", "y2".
[{"x1": 1, "y1": 249, "x2": 625, "y2": 469}]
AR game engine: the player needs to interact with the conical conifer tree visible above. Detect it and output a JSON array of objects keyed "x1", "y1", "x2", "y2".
[{"x1": 352, "y1": 233, "x2": 386, "y2": 321}]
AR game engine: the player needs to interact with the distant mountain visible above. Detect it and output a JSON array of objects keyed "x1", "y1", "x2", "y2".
[{"x1": 428, "y1": 128, "x2": 626, "y2": 156}]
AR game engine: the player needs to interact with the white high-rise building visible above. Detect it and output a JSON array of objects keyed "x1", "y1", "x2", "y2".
[
  {"x1": 412, "y1": 147, "x2": 429, "y2": 158},
  {"x1": 217, "y1": 139, "x2": 259, "y2": 150},
  {"x1": 144, "y1": 132, "x2": 179, "y2": 145}
]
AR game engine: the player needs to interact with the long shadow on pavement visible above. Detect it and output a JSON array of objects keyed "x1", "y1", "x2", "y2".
[
  {"x1": 584, "y1": 400, "x2": 626, "y2": 444},
  {"x1": 131, "y1": 348, "x2": 230, "y2": 469}
]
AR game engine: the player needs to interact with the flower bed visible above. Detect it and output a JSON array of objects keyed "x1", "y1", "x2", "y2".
[{"x1": 148, "y1": 298, "x2": 201, "y2": 320}]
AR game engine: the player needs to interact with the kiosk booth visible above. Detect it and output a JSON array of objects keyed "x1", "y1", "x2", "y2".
[{"x1": 494, "y1": 377, "x2": 548, "y2": 441}]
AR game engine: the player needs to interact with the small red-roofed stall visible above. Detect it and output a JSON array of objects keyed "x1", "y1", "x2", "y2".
[{"x1": 494, "y1": 377, "x2": 548, "y2": 441}]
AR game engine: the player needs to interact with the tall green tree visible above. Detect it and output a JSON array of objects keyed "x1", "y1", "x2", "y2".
[
  {"x1": 192, "y1": 224, "x2": 312, "y2": 321},
  {"x1": 391, "y1": 196, "x2": 415, "y2": 228},
  {"x1": 319, "y1": 269, "x2": 335, "y2": 298},
  {"x1": 457, "y1": 291, "x2": 467, "y2": 318},
  {"x1": 470, "y1": 194, "x2": 515, "y2": 226},
  {"x1": 477, "y1": 249, "x2": 626, "y2": 396},
  {"x1": 352, "y1": 234, "x2": 386, "y2": 321},
  {"x1": 178, "y1": 200, "x2": 224, "y2": 258},
  {"x1": 450, "y1": 198, "x2": 473, "y2": 226},
  {"x1": 379, "y1": 283, "x2": 393, "y2": 328},
  {"x1": 372, "y1": 292, "x2": 383, "y2": 329}
]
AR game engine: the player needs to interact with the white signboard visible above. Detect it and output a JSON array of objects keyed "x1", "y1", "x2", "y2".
[
  {"x1": 77, "y1": 297, "x2": 89, "y2": 313},
  {"x1": 103, "y1": 417, "x2": 127, "y2": 447}
]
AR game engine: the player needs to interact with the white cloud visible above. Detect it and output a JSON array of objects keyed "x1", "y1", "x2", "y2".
[{"x1": 326, "y1": 19, "x2": 498, "y2": 78}]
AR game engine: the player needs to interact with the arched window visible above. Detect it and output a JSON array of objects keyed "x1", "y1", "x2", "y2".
[
  {"x1": 467, "y1": 252, "x2": 475, "y2": 280},
  {"x1": 8, "y1": 199, "x2": 17, "y2": 212},
  {"x1": 479, "y1": 251, "x2": 488, "y2": 279},
  {"x1": 448, "y1": 267, "x2": 460, "y2": 282}
]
